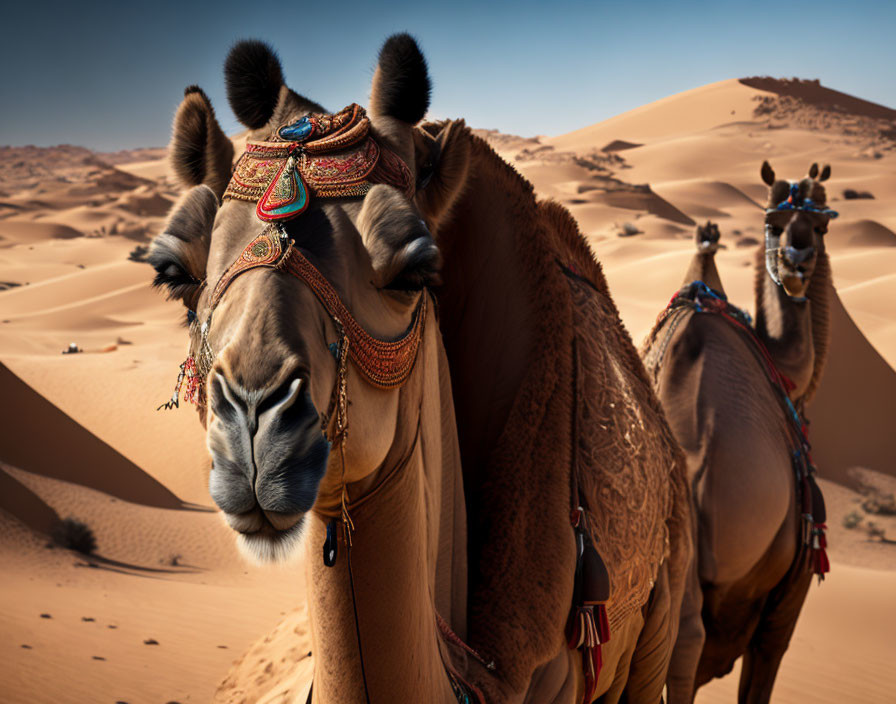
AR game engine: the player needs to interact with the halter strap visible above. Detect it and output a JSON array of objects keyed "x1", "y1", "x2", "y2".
[
  {"x1": 763, "y1": 180, "x2": 838, "y2": 297},
  {"x1": 201, "y1": 226, "x2": 426, "y2": 392}
]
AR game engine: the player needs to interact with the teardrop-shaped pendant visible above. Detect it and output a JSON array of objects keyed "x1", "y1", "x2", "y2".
[{"x1": 257, "y1": 156, "x2": 309, "y2": 221}]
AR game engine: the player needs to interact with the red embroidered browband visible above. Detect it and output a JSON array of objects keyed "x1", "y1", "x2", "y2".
[{"x1": 223, "y1": 103, "x2": 414, "y2": 221}]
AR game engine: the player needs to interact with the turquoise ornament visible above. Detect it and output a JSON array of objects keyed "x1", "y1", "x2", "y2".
[
  {"x1": 256, "y1": 156, "x2": 309, "y2": 222},
  {"x1": 278, "y1": 117, "x2": 314, "y2": 142}
]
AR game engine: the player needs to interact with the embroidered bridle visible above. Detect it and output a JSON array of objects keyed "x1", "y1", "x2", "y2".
[
  {"x1": 764, "y1": 180, "x2": 838, "y2": 300},
  {"x1": 159, "y1": 103, "x2": 425, "y2": 415}
]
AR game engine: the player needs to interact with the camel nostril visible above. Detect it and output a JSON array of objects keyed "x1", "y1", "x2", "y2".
[
  {"x1": 209, "y1": 374, "x2": 242, "y2": 426},
  {"x1": 783, "y1": 245, "x2": 815, "y2": 266},
  {"x1": 256, "y1": 375, "x2": 305, "y2": 417}
]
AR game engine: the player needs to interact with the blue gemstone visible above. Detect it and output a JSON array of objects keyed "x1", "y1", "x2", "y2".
[{"x1": 279, "y1": 117, "x2": 313, "y2": 142}]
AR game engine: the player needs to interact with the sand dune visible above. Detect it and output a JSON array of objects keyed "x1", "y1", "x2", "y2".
[
  {"x1": 828, "y1": 218, "x2": 896, "y2": 248},
  {"x1": 0, "y1": 219, "x2": 84, "y2": 246},
  {"x1": 0, "y1": 362, "x2": 185, "y2": 508},
  {"x1": 1, "y1": 74, "x2": 894, "y2": 703}
]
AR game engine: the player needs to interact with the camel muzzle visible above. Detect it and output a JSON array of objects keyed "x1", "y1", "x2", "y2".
[{"x1": 207, "y1": 371, "x2": 330, "y2": 530}]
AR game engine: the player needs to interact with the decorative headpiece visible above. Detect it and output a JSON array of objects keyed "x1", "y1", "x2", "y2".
[
  {"x1": 223, "y1": 103, "x2": 414, "y2": 221},
  {"x1": 158, "y1": 103, "x2": 424, "y2": 413}
]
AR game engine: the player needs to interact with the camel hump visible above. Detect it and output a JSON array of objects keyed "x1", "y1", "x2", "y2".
[{"x1": 565, "y1": 269, "x2": 678, "y2": 632}]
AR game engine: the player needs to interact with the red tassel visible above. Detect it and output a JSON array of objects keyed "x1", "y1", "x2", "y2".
[
  {"x1": 182, "y1": 356, "x2": 202, "y2": 405},
  {"x1": 582, "y1": 643, "x2": 601, "y2": 704},
  {"x1": 568, "y1": 605, "x2": 609, "y2": 703},
  {"x1": 595, "y1": 603, "x2": 610, "y2": 644}
]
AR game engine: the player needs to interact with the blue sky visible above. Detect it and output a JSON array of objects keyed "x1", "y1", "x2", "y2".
[{"x1": 2, "y1": 0, "x2": 894, "y2": 150}]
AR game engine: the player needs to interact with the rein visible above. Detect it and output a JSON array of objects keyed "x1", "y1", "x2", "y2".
[{"x1": 649, "y1": 281, "x2": 829, "y2": 580}]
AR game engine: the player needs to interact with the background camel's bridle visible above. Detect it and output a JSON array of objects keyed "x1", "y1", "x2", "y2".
[
  {"x1": 158, "y1": 104, "x2": 481, "y2": 704},
  {"x1": 764, "y1": 180, "x2": 838, "y2": 300}
]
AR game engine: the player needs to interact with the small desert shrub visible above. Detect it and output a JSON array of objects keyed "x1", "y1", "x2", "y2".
[
  {"x1": 842, "y1": 189, "x2": 874, "y2": 200},
  {"x1": 842, "y1": 510, "x2": 864, "y2": 529},
  {"x1": 51, "y1": 517, "x2": 97, "y2": 554},
  {"x1": 618, "y1": 222, "x2": 642, "y2": 237},
  {"x1": 863, "y1": 522, "x2": 895, "y2": 544},
  {"x1": 862, "y1": 493, "x2": 896, "y2": 516},
  {"x1": 128, "y1": 244, "x2": 149, "y2": 262}
]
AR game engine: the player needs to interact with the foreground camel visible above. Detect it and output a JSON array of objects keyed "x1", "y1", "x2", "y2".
[
  {"x1": 641, "y1": 164, "x2": 835, "y2": 702},
  {"x1": 150, "y1": 35, "x2": 693, "y2": 702}
]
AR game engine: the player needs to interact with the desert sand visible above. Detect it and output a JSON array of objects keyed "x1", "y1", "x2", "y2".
[{"x1": 1, "y1": 77, "x2": 894, "y2": 702}]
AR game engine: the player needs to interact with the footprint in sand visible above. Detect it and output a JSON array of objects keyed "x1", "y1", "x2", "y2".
[
  {"x1": 39, "y1": 613, "x2": 51, "y2": 619},
  {"x1": 143, "y1": 638, "x2": 159, "y2": 645}
]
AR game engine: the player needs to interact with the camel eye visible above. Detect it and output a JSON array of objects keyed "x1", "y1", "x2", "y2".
[
  {"x1": 148, "y1": 251, "x2": 202, "y2": 304},
  {"x1": 770, "y1": 226, "x2": 783, "y2": 236},
  {"x1": 814, "y1": 226, "x2": 827, "y2": 235}
]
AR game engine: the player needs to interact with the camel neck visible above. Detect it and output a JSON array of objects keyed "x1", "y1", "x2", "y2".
[
  {"x1": 435, "y1": 137, "x2": 536, "y2": 493},
  {"x1": 305, "y1": 321, "x2": 466, "y2": 703},
  {"x1": 753, "y1": 248, "x2": 823, "y2": 402},
  {"x1": 682, "y1": 249, "x2": 725, "y2": 295}
]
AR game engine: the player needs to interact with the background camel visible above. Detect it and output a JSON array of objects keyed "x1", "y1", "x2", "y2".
[
  {"x1": 148, "y1": 34, "x2": 694, "y2": 703},
  {"x1": 641, "y1": 163, "x2": 836, "y2": 702}
]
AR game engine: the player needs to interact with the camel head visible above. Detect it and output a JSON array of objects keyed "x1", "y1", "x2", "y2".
[
  {"x1": 760, "y1": 160, "x2": 836, "y2": 299},
  {"x1": 695, "y1": 220, "x2": 721, "y2": 252},
  {"x1": 149, "y1": 35, "x2": 440, "y2": 563}
]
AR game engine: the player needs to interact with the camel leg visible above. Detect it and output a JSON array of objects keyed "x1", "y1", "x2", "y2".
[
  {"x1": 682, "y1": 222, "x2": 725, "y2": 295},
  {"x1": 694, "y1": 585, "x2": 761, "y2": 691},
  {"x1": 617, "y1": 565, "x2": 673, "y2": 703},
  {"x1": 665, "y1": 547, "x2": 704, "y2": 703},
  {"x1": 737, "y1": 569, "x2": 812, "y2": 704}
]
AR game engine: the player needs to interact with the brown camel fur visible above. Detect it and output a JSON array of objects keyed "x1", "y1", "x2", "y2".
[
  {"x1": 151, "y1": 35, "x2": 692, "y2": 703},
  {"x1": 415, "y1": 122, "x2": 694, "y2": 702},
  {"x1": 641, "y1": 164, "x2": 835, "y2": 703}
]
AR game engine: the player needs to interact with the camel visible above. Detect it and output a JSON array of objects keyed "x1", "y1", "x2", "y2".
[
  {"x1": 641, "y1": 164, "x2": 835, "y2": 703},
  {"x1": 149, "y1": 34, "x2": 693, "y2": 703}
]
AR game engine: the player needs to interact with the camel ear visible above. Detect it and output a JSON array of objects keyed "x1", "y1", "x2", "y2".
[
  {"x1": 149, "y1": 185, "x2": 218, "y2": 309},
  {"x1": 358, "y1": 185, "x2": 441, "y2": 290},
  {"x1": 170, "y1": 87, "x2": 234, "y2": 199},
  {"x1": 818, "y1": 164, "x2": 831, "y2": 182},
  {"x1": 761, "y1": 160, "x2": 776, "y2": 186},
  {"x1": 370, "y1": 34, "x2": 431, "y2": 125},
  {"x1": 808, "y1": 163, "x2": 819, "y2": 179},
  {"x1": 225, "y1": 40, "x2": 285, "y2": 128},
  {"x1": 413, "y1": 120, "x2": 471, "y2": 234}
]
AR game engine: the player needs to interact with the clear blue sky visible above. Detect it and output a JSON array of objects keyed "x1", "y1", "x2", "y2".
[{"x1": 2, "y1": 0, "x2": 894, "y2": 151}]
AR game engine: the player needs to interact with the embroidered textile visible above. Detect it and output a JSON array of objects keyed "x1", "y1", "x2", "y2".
[{"x1": 223, "y1": 103, "x2": 413, "y2": 218}]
